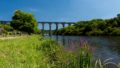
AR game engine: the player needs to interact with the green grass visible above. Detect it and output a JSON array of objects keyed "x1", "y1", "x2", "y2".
[
  {"x1": 0, "y1": 35, "x2": 118, "y2": 68},
  {"x1": 0, "y1": 35, "x2": 44, "y2": 68},
  {"x1": 0, "y1": 35, "x2": 65, "y2": 68},
  {"x1": 0, "y1": 35, "x2": 92, "y2": 68}
]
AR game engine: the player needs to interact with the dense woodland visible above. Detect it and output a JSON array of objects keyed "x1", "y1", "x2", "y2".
[{"x1": 54, "y1": 14, "x2": 120, "y2": 36}]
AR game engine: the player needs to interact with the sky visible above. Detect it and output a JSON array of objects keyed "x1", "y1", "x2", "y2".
[{"x1": 0, "y1": 0, "x2": 120, "y2": 22}]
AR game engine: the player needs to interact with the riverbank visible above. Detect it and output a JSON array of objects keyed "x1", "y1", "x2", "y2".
[
  {"x1": 0, "y1": 35, "x2": 119, "y2": 68},
  {"x1": 0, "y1": 35, "x2": 91, "y2": 68}
]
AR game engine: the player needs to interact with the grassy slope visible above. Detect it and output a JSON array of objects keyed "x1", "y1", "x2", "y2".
[
  {"x1": 0, "y1": 35, "x2": 75, "y2": 68},
  {"x1": 1, "y1": 35, "x2": 117, "y2": 68},
  {"x1": 0, "y1": 35, "x2": 47, "y2": 68}
]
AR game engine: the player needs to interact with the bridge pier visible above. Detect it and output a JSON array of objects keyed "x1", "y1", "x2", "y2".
[
  {"x1": 62, "y1": 23, "x2": 65, "y2": 28},
  {"x1": 49, "y1": 23, "x2": 52, "y2": 36},
  {"x1": 55, "y1": 23, "x2": 59, "y2": 35},
  {"x1": 56, "y1": 23, "x2": 58, "y2": 31},
  {"x1": 42, "y1": 23, "x2": 44, "y2": 35},
  {"x1": 68, "y1": 23, "x2": 72, "y2": 26}
]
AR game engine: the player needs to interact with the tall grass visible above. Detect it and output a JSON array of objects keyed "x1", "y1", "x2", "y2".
[
  {"x1": 94, "y1": 58, "x2": 119, "y2": 68},
  {"x1": 0, "y1": 35, "x2": 92, "y2": 68},
  {"x1": 0, "y1": 35, "x2": 44, "y2": 68},
  {"x1": 36, "y1": 38, "x2": 92, "y2": 68},
  {"x1": 118, "y1": 63, "x2": 120, "y2": 68},
  {"x1": 0, "y1": 35, "x2": 119, "y2": 68}
]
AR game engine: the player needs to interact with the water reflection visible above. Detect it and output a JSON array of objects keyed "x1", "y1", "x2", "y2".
[{"x1": 45, "y1": 35, "x2": 120, "y2": 63}]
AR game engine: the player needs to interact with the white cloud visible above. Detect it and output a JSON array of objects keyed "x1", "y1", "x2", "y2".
[{"x1": 29, "y1": 8, "x2": 38, "y2": 12}]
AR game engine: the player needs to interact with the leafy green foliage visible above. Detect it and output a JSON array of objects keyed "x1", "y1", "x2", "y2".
[
  {"x1": 0, "y1": 24, "x2": 13, "y2": 35},
  {"x1": 55, "y1": 14, "x2": 120, "y2": 36},
  {"x1": 10, "y1": 10, "x2": 38, "y2": 34},
  {"x1": 118, "y1": 63, "x2": 120, "y2": 68}
]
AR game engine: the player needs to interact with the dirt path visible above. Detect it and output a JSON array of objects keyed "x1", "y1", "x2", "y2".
[{"x1": 0, "y1": 36, "x2": 23, "y2": 40}]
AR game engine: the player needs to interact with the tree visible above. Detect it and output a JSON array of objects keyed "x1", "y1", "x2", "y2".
[
  {"x1": 54, "y1": 13, "x2": 120, "y2": 36},
  {"x1": 116, "y1": 14, "x2": 120, "y2": 26},
  {"x1": 111, "y1": 27, "x2": 120, "y2": 35},
  {"x1": 10, "y1": 10, "x2": 38, "y2": 34}
]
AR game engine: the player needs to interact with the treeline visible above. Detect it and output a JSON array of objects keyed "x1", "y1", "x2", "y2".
[{"x1": 54, "y1": 14, "x2": 120, "y2": 36}]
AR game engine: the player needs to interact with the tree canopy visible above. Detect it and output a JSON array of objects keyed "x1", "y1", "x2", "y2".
[
  {"x1": 54, "y1": 14, "x2": 120, "y2": 36},
  {"x1": 10, "y1": 10, "x2": 38, "y2": 34}
]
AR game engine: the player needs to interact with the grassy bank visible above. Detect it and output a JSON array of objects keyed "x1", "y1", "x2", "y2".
[
  {"x1": 0, "y1": 35, "x2": 119, "y2": 68},
  {"x1": 0, "y1": 35, "x2": 43, "y2": 68},
  {"x1": 0, "y1": 35, "x2": 91, "y2": 68}
]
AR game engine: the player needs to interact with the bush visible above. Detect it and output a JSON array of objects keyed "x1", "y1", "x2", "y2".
[
  {"x1": 110, "y1": 28, "x2": 120, "y2": 35},
  {"x1": 87, "y1": 29, "x2": 103, "y2": 36}
]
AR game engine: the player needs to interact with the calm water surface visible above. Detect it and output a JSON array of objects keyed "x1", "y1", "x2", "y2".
[{"x1": 45, "y1": 35, "x2": 120, "y2": 63}]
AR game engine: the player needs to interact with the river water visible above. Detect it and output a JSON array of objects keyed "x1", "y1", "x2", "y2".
[{"x1": 45, "y1": 35, "x2": 120, "y2": 63}]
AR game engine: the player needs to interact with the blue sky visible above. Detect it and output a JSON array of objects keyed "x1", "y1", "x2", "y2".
[{"x1": 0, "y1": 0, "x2": 120, "y2": 22}]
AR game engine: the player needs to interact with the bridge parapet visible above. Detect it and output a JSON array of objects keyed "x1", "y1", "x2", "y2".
[{"x1": 38, "y1": 22, "x2": 75, "y2": 36}]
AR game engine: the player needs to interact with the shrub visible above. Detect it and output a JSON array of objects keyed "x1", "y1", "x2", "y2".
[{"x1": 110, "y1": 28, "x2": 120, "y2": 35}]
